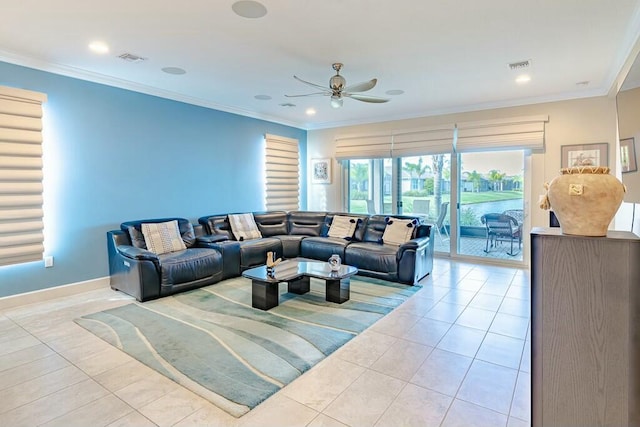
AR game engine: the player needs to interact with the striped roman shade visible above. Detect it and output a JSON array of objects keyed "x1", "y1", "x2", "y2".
[
  {"x1": 391, "y1": 124, "x2": 455, "y2": 157},
  {"x1": 265, "y1": 134, "x2": 299, "y2": 211},
  {"x1": 0, "y1": 86, "x2": 47, "y2": 267},
  {"x1": 456, "y1": 115, "x2": 549, "y2": 152}
]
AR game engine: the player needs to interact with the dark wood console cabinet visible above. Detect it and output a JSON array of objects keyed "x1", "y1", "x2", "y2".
[{"x1": 531, "y1": 227, "x2": 640, "y2": 426}]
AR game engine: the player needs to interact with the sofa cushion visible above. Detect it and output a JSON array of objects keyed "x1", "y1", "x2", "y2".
[
  {"x1": 141, "y1": 220, "x2": 187, "y2": 255},
  {"x1": 300, "y1": 236, "x2": 351, "y2": 261},
  {"x1": 229, "y1": 213, "x2": 262, "y2": 241},
  {"x1": 238, "y1": 237, "x2": 282, "y2": 269},
  {"x1": 345, "y1": 242, "x2": 398, "y2": 275},
  {"x1": 382, "y1": 218, "x2": 417, "y2": 246},
  {"x1": 157, "y1": 248, "x2": 223, "y2": 287},
  {"x1": 327, "y1": 215, "x2": 359, "y2": 239}
]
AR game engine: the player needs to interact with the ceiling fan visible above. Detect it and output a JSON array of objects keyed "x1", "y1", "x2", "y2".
[{"x1": 285, "y1": 63, "x2": 390, "y2": 108}]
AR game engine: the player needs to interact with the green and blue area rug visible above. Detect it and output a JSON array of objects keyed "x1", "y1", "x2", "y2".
[{"x1": 76, "y1": 276, "x2": 420, "y2": 417}]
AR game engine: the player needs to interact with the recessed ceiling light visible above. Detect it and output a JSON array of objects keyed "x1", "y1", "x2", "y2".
[
  {"x1": 385, "y1": 89, "x2": 404, "y2": 96},
  {"x1": 254, "y1": 94, "x2": 272, "y2": 100},
  {"x1": 232, "y1": 1, "x2": 267, "y2": 18},
  {"x1": 515, "y1": 74, "x2": 531, "y2": 84},
  {"x1": 88, "y1": 41, "x2": 109, "y2": 54},
  {"x1": 305, "y1": 108, "x2": 316, "y2": 116},
  {"x1": 162, "y1": 67, "x2": 187, "y2": 75}
]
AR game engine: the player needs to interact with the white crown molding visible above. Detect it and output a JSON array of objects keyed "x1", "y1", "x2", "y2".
[
  {"x1": 0, "y1": 49, "x2": 614, "y2": 132},
  {"x1": 0, "y1": 50, "x2": 304, "y2": 130}
]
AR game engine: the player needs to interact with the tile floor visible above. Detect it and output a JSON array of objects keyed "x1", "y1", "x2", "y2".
[{"x1": 0, "y1": 258, "x2": 531, "y2": 427}]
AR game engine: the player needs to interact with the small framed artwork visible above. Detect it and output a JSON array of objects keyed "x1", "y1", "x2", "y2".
[
  {"x1": 620, "y1": 137, "x2": 637, "y2": 173},
  {"x1": 311, "y1": 158, "x2": 331, "y2": 184},
  {"x1": 561, "y1": 143, "x2": 608, "y2": 168}
]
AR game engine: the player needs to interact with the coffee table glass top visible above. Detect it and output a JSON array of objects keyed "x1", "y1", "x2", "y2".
[{"x1": 242, "y1": 258, "x2": 357, "y2": 283}]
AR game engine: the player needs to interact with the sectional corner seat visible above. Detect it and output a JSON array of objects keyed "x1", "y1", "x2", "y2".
[{"x1": 107, "y1": 211, "x2": 434, "y2": 302}]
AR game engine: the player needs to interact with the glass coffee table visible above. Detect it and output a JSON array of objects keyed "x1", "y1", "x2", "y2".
[{"x1": 242, "y1": 258, "x2": 358, "y2": 310}]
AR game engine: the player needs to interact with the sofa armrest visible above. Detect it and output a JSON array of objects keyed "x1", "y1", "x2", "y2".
[
  {"x1": 396, "y1": 229, "x2": 434, "y2": 284},
  {"x1": 197, "y1": 234, "x2": 230, "y2": 245},
  {"x1": 117, "y1": 245, "x2": 159, "y2": 261},
  {"x1": 396, "y1": 236, "x2": 428, "y2": 259}
]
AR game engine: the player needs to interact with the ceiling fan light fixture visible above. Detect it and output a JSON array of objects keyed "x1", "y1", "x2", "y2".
[
  {"x1": 330, "y1": 95, "x2": 343, "y2": 109},
  {"x1": 330, "y1": 75, "x2": 346, "y2": 91}
]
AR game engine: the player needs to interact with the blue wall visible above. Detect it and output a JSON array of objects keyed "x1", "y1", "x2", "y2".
[{"x1": 0, "y1": 61, "x2": 307, "y2": 298}]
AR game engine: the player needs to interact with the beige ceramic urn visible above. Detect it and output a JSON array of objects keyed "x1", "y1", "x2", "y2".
[{"x1": 541, "y1": 166, "x2": 625, "y2": 236}]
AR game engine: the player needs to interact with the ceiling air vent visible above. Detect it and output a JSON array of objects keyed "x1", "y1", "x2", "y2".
[
  {"x1": 118, "y1": 53, "x2": 146, "y2": 63},
  {"x1": 279, "y1": 103, "x2": 296, "y2": 107},
  {"x1": 508, "y1": 60, "x2": 531, "y2": 70}
]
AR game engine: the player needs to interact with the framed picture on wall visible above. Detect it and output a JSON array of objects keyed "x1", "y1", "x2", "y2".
[
  {"x1": 560, "y1": 143, "x2": 608, "y2": 168},
  {"x1": 620, "y1": 137, "x2": 637, "y2": 173},
  {"x1": 311, "y1": 158, "x2": 331, "y2": 184}
]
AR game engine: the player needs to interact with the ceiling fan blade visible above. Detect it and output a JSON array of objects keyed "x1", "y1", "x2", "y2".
[
  {"x1": 293, "y1": 75, "x2": 330, "y2": 92},
  {"x1": 344, "y1": 78, "x2": 377, "y2": 93},
  {"x1": 346, "y1": 93, "x2": 390, "y2": 103},
  {"x1": 284, "y1": 92, "x2": 329, "y2": 98}
]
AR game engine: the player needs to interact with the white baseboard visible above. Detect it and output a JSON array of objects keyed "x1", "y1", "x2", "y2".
[{"x1": 0, "y1": 276, "x2": 110, "y2": 311}]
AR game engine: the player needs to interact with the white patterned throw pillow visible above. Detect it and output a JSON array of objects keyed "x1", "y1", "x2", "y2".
[
  {"x1": 382, "y1": 218, "x2": 417, "y2": 246},
  {"x1": 228, "y1": 213, "x2": 262, "y2": 241},
  {"x1": 141, "y1": 220, "x2": 187, "y2": 255},
  {"x1": 327, "y1": 215, "x2": 359, "y2": 239}
]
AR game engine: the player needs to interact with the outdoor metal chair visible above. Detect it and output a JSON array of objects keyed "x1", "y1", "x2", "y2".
[{"x1": 481, "y1": 212, "x2": 521, "y2": 256}]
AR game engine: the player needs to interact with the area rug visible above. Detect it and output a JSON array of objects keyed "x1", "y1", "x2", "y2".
[{"x1": 75, "y1": 275, "x2": 420, "y2": 417}]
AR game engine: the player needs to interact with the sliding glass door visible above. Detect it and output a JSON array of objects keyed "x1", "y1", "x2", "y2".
[{"x1": 457, "y1": 150, "x2": 524, "y2": 261}]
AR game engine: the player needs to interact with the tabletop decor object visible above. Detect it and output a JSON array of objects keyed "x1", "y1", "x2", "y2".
[{"x1": 539, "y1": 166, "x2": 625, "y2": 236}]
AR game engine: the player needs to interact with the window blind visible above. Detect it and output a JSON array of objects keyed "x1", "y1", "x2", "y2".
[
  {"x1": 335, "y1": 132, "x2": 393, "y2": 160},
  {"x1": 335, "y1": 125, "x2": 454, "y2": 160},
  {"x1": 0, "y1": 86, "x2": 47, "y2": 267},
  {"x1": 391, "y1": 124, "x2": 455, "y2": 157},
  {"x1": 456, "y1": 115, "x2": 549, "y2": 153},
  {"x1": 265, "y1": 134, "x2": 299, "y2": 211}
]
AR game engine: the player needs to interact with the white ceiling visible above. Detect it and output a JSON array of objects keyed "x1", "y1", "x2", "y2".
[{"x1": 1, "y1": 0, "x2": 640, "y2": 130}]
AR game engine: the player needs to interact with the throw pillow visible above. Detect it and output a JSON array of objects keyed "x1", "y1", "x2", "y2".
[
  {"x1": 127, "y1": 226, "x2": 147, "y2": 249},
  {"x1": 327, "y1": 215, "x2": 359, "y2": 239},
  {"x1": 141, "y1": 220, "x2": 187, "y2": 255},
  {"x1": 382, "y1": 218, "x2": 417, "y2": 246},
  {"x1": 228, "y1": 213, "x2": 262, "y2": 241}
]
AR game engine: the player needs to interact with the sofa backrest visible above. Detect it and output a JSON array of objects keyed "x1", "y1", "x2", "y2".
[
  {"x1": 198, "y1": 214, "x2": 234, "y2": 240},
  {"x1": 287, "y1": 211, "x2": 327, "y2": 236},
  {"x1": 120, "y1": 217, "x2": 196, "y2": 247},
  {"x1": 253, "y1": 211, "x2": 288, "y2": 237}
]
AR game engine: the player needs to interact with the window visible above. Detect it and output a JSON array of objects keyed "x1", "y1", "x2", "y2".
[
  {"x1": 0, "y1": 86, "x2": 47, "y2": 267},
  {"x1": 264, "y1": 134, "x2": 299, "y2": 211}
]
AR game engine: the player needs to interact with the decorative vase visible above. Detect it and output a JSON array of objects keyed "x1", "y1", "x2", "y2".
[
  {"x1": 540, "y1": 166, "x2": 625, "y2": 236},
  {"x1": 328, "y1": 254, "x2": 341, "y2": 271}
]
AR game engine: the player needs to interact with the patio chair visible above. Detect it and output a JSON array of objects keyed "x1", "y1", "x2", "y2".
[
  {"x1": 481, "y1": 212, "x2": 521, "y2": 256},
  {"x1": 502, "y1": 209, "x2": 524, "y2": 225},
  {"x1": 366, "y1": 200, "x2": 376, "y2": 214},
  {"x1": 433, "y1": 202, "x2": 450, "y2": 242}
]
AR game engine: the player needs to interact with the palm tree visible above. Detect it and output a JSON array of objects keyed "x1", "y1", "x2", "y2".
[
  {"x1": 350, "y1": 163, "x2": 369, "y2": 191},
  {"x1": 432, "y1": 155, "x2": 444, "y2": 216},
  {"x1": 466, "y1": 170, "x2": 482, "y2": 192},
  {"x1": 488, "y1": 169, "x2": 506, "y2": 191},
  {"x1": 402, "y1": 157, "x2": 431, "y2": 190}
]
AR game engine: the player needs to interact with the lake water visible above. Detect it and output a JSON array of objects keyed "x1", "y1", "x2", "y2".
[{"x1": 461, "y1": 199, "x2": 523, "y2": 219}]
